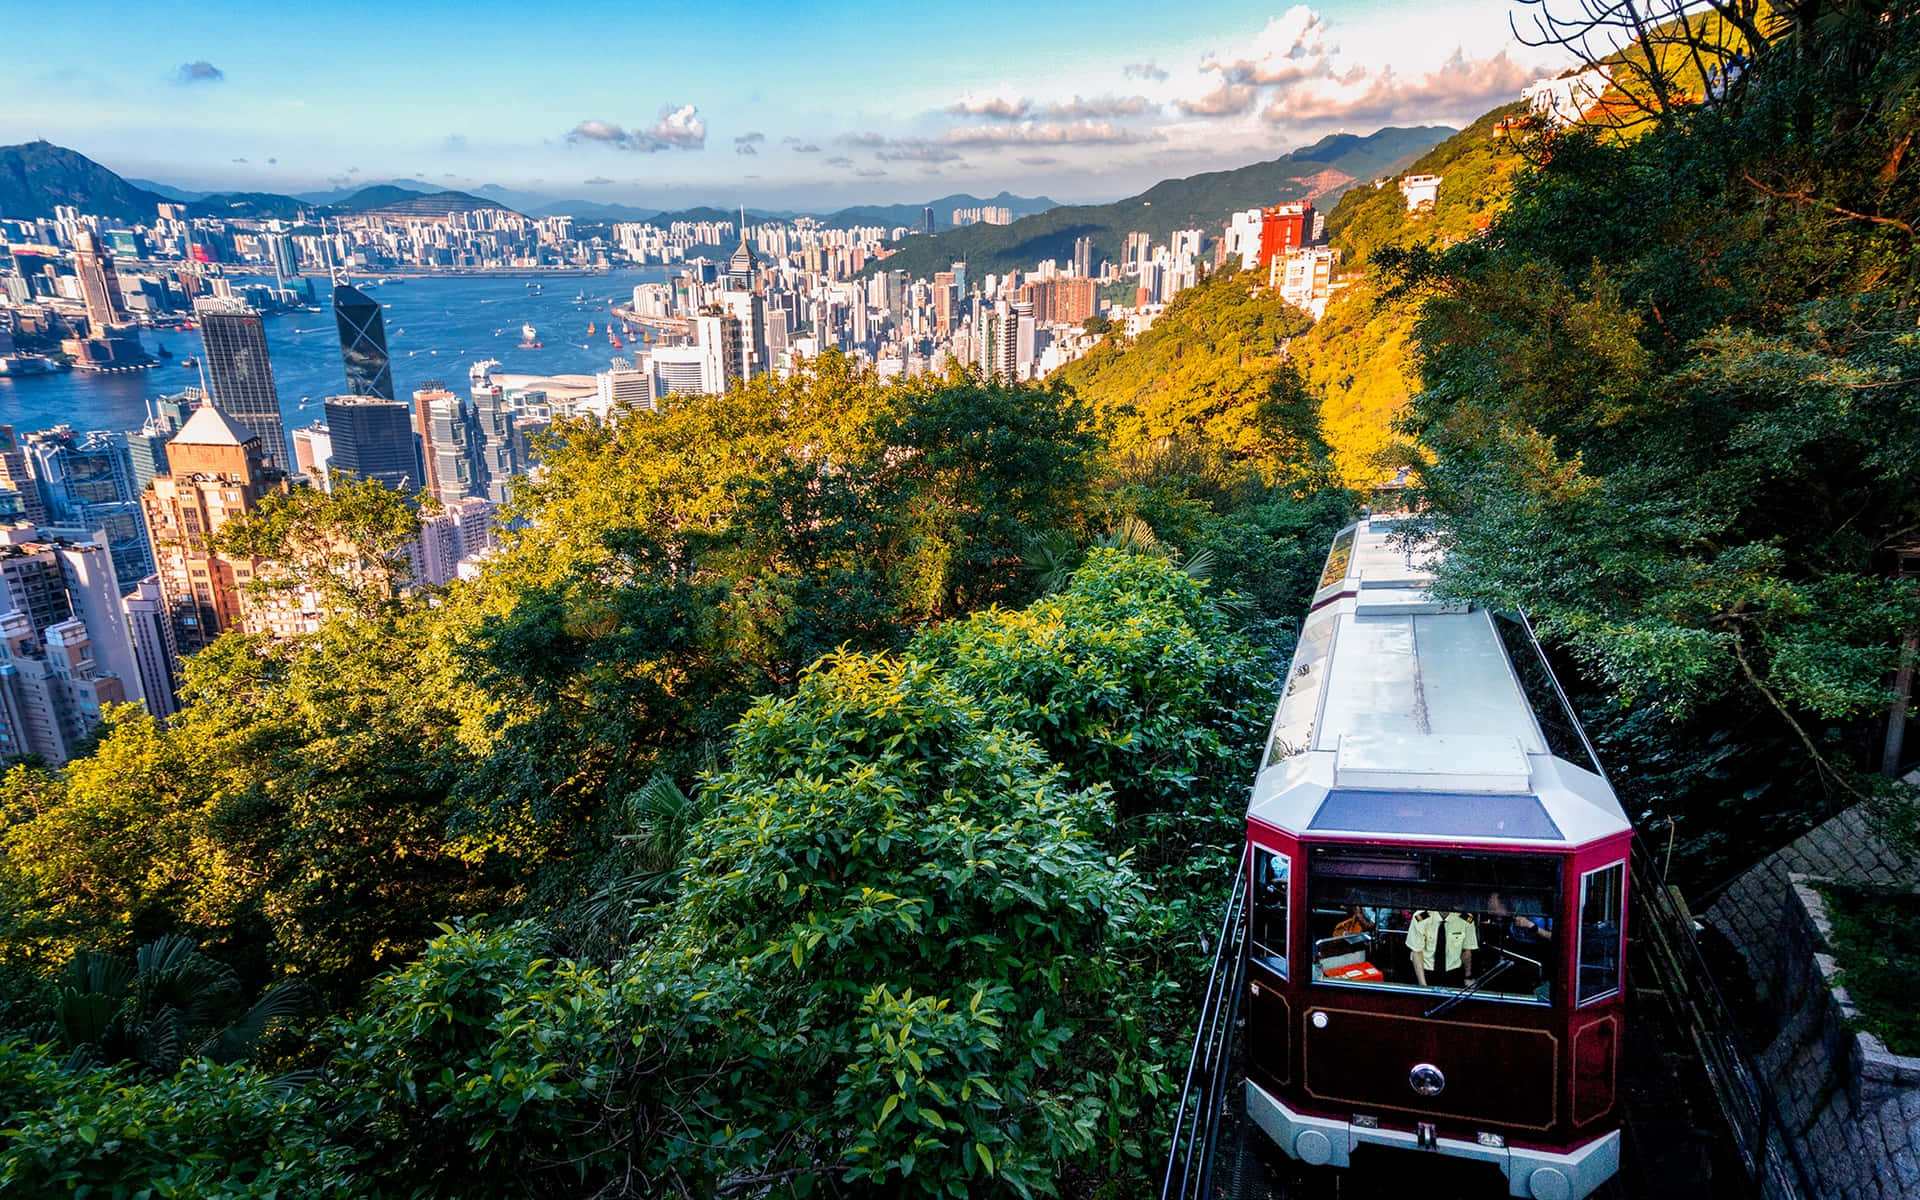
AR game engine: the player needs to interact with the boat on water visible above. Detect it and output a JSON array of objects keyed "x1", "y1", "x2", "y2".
[
  {"x1": 180, "y1": 356, "x2": 199, "y2": 369},
  {"x1": 587, "y1": 321, "x2": 596, "y2": 335},
  {"x1": 518, "y1": 323, "x2": 543, "y2": 349}
]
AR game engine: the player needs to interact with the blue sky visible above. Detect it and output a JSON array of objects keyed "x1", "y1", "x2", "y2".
[{"x1": 3, "y1": 0, "x2": 1564, "y2": 210}]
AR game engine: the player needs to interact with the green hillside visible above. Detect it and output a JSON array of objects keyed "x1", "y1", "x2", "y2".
[
  {"x1": 1291, "y1": 102, "x2": 1532, "y2": 484},
  {"x1": 864, "y1": 126, "x2": 1452, "y2": 280},
  {"x1": 1053, "y1": 264, "x2": 1318, "y2": 470}
]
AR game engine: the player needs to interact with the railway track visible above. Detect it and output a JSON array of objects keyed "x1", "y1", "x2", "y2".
[{"x1": 1161, "y1": 850, "x2": 1813, "y2": 1200}]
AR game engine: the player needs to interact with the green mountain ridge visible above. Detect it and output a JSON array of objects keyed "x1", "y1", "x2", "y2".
[{"x1": 861, "y1": 126, "x2": 1454, "y2": 280}]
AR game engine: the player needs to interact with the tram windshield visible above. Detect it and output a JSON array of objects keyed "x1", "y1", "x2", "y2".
[{"x1": 1305, "y1": 845, "x2": 1562, "y2": 1004}]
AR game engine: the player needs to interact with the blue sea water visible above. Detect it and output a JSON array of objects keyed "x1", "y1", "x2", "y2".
[{"x1": 0, "y1": 267, "x2": 675, "y2": 442}]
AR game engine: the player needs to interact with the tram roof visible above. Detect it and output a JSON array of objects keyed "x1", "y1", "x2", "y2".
[{"x1": 1248, "y1": 518, "x2": 1632, "y2": 850}]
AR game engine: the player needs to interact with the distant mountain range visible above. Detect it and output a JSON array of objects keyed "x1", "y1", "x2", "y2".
[
  {"x1": 2, "y1": 143, "x2": 1062, "y2": 234},
  {"x1": 0, "y1": 143, "x2": 518, "y2": 223},
  {"x1": 3, "y1": 134, "x2": 1441, "y2": 260},
  {"x1": 860, "y1": 126, "x2": 1455, "y2": 279}
]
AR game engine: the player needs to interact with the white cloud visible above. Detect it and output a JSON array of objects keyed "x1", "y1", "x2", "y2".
[
  {"x1": 1202, "y1": 6, "x2": 1335, "y2": 86},
  {"x1": 1264, "y1": 47, "x2": 1534, "y2": 124},
  {"x1": 947, "y1": 91, "x2": 1029, "y2": 120},
  {"x1": 566, "y1": 104, "x2": 706, "y2": 153},
  {"x1": 942, "y1": 120, "x2": 1161, "y2": 148}
]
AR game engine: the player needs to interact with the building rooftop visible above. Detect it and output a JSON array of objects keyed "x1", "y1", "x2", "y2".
[{"x1": 171, "y1": 404, "x2": 257, "y2": 448}]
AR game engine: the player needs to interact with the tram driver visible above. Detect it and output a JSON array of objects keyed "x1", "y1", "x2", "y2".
[{"x1": 1405, "y1": 909, "x2": 1477, "y2": 988}]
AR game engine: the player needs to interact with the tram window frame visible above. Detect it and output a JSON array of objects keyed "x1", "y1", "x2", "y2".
[
  {"x1": 1576, "y1": 861, "x2": 1625, "y2": 1005},
  {"x1": 1251, "y1": 848, "x2": 1291, "y2": 980},
  {"x1": 1304, "y1": 845, "x2": 1562, "y2": 1005},
  {"x1": 1492, "y1": 612, "x2": 1607, "y2": 776}
]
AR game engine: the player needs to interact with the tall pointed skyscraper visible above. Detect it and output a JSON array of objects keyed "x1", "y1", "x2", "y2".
[
  {"x1": 194, "y1": 299, "x2": 290, "y2": 471},
  {"x1": 333, "y1": 282, "x2": 395, "y2": 400}
]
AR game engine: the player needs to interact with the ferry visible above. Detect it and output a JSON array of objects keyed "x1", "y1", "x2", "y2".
[{"x1": 518, "y1": 323, "x2": 543, "y2": 349}]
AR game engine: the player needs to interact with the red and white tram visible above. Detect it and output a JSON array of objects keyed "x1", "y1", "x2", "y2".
[{"x1": 1244, "y1": 517, "x2": 1630, "y2": 1200}]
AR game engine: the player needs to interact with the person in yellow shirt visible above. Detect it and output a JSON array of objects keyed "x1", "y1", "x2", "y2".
[{"x1": 1406, "y1": 909, "x2": 1478, "y2": 988}]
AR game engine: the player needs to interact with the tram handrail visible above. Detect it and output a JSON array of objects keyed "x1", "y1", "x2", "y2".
[{"x1": 1160, "y1": 844, "x2": 1251, "y2": 1200}]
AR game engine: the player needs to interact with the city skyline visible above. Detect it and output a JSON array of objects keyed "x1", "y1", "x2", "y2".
[{"x1": 3, "y1": 0, "x2": 1565, "y2": 210}]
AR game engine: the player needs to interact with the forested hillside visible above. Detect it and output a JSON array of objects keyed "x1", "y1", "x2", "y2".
[
  {"x1": 866, "y1": 127, "x2": 1450, "y2": 280},
  {"x1": 1386, "y1": 3, "x2": 1920, "y2": 876},
  {"x1": 1291, "y1": 103, "x2": 1532, "y2": 485},
  {"x1": 0, "y1": 350, "x2": 1352, "y2": 1194}
]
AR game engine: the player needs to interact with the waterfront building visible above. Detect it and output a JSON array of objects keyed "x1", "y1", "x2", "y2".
[
  {"x1": 595, "y1": 360, "x2": 655, "y2": 413},
  {"x1": 323, "y1": 396, "x2": 415, "y2": 492},
  {"x1": 332, "y1": 282, "x2": 396, "y2": 400},
  {"x1": 414, "y1": 386, "x2": 480, "y2": 508},
  {"x1": 195, "y1": 300, "x2": 290, "y2": 470},
  {"x1": 650, "y1": 345, "x2": 707, "y2": 397},
  {"x1": 72, "y1": 231, "x2": 127, "y2": 334}
]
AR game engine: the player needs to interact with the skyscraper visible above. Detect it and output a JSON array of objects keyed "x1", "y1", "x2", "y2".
[
  {"x1": 922, "y1": 206, "x2": 936, "y2": 235},
  {"x1": 332, "y1": 282, "x2": 395, "y2": 400},
  {"x1": 1073, "y1": 236, "x2": 1093, "y2": 280},
  {"x1": 0, "y1": 425, "x2": 47, "y2": 528},
  {"x1": 21, "y1": 427, "x2": 154, "y2": 585},
  {"x1": 72, "y1": 231, "x2": 126, "y2": 334},
  {"x1": 323, "y1": 396, "x2": 416, "y2": 491},
  {"x1": 695, "y1": 311, "x2": 743, "y2": 396},
  {"x1": 195, "y1": 300, "x2": 290, "y2": 471},
  {"x1": 0, "y1": 529, "x2": 145, "y2": 762}
]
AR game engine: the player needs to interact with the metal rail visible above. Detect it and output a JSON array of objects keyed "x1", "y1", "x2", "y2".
[
  {"x1": 1629, "y1": 842, "x2": 1816, "y2": 1199},
  {"x1": 1161, "y1": 845, "x2": 1252, "y2": 1200},
  {"x1": 1518, "y1": 609, "x2": 1816, "y2": 1200}
]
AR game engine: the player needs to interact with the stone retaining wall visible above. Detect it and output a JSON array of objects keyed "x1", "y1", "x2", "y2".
[{"x1": 1703, "y1": 797, "x2": 1919, "y2": 1200}]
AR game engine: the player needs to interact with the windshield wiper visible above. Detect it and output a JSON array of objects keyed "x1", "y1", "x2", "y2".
[{"x1": 1424, "y1": 957, "x2": 1514, "y2": 1018}]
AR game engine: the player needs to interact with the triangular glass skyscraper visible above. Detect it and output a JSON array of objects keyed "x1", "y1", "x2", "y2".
[{"x1": 333, "y1": 282, "x2": 395, "y2": 400}]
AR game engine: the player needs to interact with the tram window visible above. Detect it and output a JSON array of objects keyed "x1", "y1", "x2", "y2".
[
  {"x1": 1493, "y1": 612, "x2": 1605, "y2": 775},
  {"x1": 1317, "y1": 528, "x2": 1356, "y2": 589},
  {"x1": 1577, "y1": 863, "x2": 1625, "y2": 1004},
  {"x1": 1305, "y1": 845, "x2": 1561, "y2": 1003},
  {"x1": 1251, "y1": 850, "x2": 1290, "y2": 979}
]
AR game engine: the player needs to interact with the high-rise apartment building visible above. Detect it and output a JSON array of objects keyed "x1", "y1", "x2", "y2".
[
  {"x1": 141, "y1": 404, "x2": 288, "y2": 657},
  {"x1": 0, "y1": 530, "x2": 145, "y2": 763},
  {"x1": 411, "y1": 497, "x2": 496, "y2": 587},
  {"x1": 72, "y1": 230, "x2": 126, "y2": 334},
  {"x1": 470, "y1": 379, "x2": 517, "y2": 504},
  {"x1": 414, "y1": 386, "x2": 479, "y2": 508},
  {"x1": 695, "y1": 311, "x2": 742, "y2": 396},
  {"x1": 1073, "y1": 236, "x2": 1093, "y2": 280},
  {"x1": 0, "y1": 425, "x2": 48, "y2": 528},
  {"x1": 292, "y1": 423, "x2": 333, "y2": 488},
  {"x1": 21, "y1": 427, "x2": 154, "y2": 585},
  {"x1": 195, "y1": 300, "x2": 290, "y2": 470},
  {"x1": 323, "y1": 396, "x2": 415, "y2": 491},
  {"x1": 332, "y1": 282, "x2": 396, "y2": 400},
  {"x1": 121, "y1": 575, "x2": 178, "y2": 719},
  {"x1": 1257, "y1": 202, "x2": 1315, "y2": 267}
]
